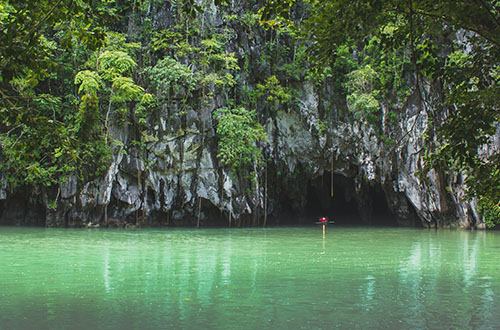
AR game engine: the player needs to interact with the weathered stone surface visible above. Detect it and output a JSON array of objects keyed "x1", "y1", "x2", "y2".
[
  {"x1": 0, "y1": 3, "x2": 493, "y2": 228},
  {"x1": 120, "y1": 156, "x2": 145, "y2": 176},
  {"x1": 197, "y1": 148, "x2": 220, "y2": 206},
  {"x1": 113, "y1": 173, "x2": 140, "y2": 207},
  {"x1": 182, "y1": 135, "x2": 202, "y2": 170},
  {"x1": 0, "y1": 174, "x2": 7, "y2": 200},
  {"x1": 61, "y1": 175, "x2": 77, "y2": 199}
]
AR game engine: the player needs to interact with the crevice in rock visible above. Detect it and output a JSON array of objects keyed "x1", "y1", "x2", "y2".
[
  {"x1": 302, "y1": 173, "x2": 400, "y2": 226},
  {"x1": 198, "y1": 197, "x2": 227, "y2": 227},
  {"x1": 366, "y1": 184, "x2": 399, "y2": 226}
]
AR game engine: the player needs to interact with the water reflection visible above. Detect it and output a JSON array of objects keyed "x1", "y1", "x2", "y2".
[
  {"x1": 0, "y1": 227, "x2": 499, "y2": 329},
  {"x1": 394, "y1": 230, "x2": 499, "y2": 329}
]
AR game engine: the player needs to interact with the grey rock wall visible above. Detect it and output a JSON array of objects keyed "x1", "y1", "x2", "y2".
[
  {"x1": 0, "y1": 1, "x2": 489, "y2": 228},
  {"x1": 33, "y1": 81, "x2": 481, "y2": 228}
]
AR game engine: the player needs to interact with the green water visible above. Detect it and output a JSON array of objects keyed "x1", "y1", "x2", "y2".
[{"x1": 0, "y1": 227, "x2": 499, "y2": 329}]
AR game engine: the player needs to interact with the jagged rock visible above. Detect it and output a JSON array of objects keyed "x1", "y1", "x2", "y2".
[
  {"x1": 61, "y1": 175, "x2": 78, "y2": 199},
  {"x1": 120, "y1": 156, "x2": 145, "y2": 176},
  {"x1": 156, "y1": 173, "x2": 178, "y2": 212},
  {"x1": 113, "y1": 173, "x2": 140, "y2": 207},
  {"x1": 182, "y1": 135, "x2": 202, "y2": 170},
  {"x1": 197, "y1": 148, "x2": 220, "y2": 206},
  {"x1": 80, "y1": 183, "x2": 99, "y2": 209},
  {"x1": 0, "y1": 2, "x2": 493, "y2": 228}
]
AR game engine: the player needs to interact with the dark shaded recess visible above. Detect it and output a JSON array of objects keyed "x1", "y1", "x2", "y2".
[
  {"x1": 490, "y1": 224, "x2": 500, "y2": 230},
  {"x1": 199, "y1": 198, "x2": 229, "y2": 227},
  {"x1": 367, "y1": 184, "x2": 400, "y2": 226},
  {"x1": 0, "y1": 191, "x2": 45, "y2": 226},
  {"x1": 301, "y1": 173, "x2": 399, "y2": 226},
  {"x1": 0, "y1": 200, "x2": 4, "y2": 224},
  {"x1": 272, "y1": 194, "x2": 307, "y2": 225},
  {"x1": 304, "y1": 174, "x2": 362, "y2": 225}
]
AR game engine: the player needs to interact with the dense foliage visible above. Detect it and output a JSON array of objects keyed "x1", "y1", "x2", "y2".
[
  {"x1": 0, "y1": 0, "x2": 114, "y2": 190},
  {"x1": 0, "y1": 0, "x2": 498, "y2": 226}
]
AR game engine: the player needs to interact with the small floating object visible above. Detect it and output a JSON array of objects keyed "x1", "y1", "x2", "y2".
[{"x1": 315, "y1": 217, "x2": 335, "y2": 225}]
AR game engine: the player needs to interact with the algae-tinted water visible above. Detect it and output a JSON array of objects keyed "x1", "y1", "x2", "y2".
[{"x1": 0, "y1": 226, "x2": 499, "y2": 329}]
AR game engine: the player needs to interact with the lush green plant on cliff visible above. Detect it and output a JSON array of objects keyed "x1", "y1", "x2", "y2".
[
  {"x1": 343, "y1": 36, "x2": 410, "y2": 138},
  {"x1": 213, "y1": 107, "x2": 267, "y2": 175},
  {"x1": 146, "y1": 56, "x2": 197, "y2": 99},
  {"x1": 346, "y1": 65, "x2": 380, "y2": 123},
  {"x1": 151, "y1": 26, "x2": 201, "y2": 58},
  {"x1": 478, "y1": 196, "x2": 500, "y2": 228},
  {"x1": 255, "y1": 75, "x2": 292, "y2": 106},
  {"x1": 198, "y1": 34, "x2": 239, "y2": 90},
  {"x1": 75, "y1": 38, "x2": 146, "y2": 137},
  {"x1": 148, "y1": 24, "x2": 238, "y2": 107}
]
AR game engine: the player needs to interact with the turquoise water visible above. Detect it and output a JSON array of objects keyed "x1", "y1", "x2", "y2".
[{"x1": 0, "y1": 226, "x2": 499, "y2": 329}]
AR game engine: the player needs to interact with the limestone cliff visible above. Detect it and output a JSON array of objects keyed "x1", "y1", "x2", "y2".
[{"x1": 0, "y1": 1, "x2": 490, "y2": 228}]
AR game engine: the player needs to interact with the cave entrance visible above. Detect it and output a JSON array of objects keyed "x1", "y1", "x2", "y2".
[
  {"x1": 304, "y1": 173, "x2": 399, "y2": 226},
  {"x1": 367, "y1": 184, "x2": 400, "y2": 226}
]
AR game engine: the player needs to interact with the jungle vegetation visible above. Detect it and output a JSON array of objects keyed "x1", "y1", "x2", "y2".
[{"x1": 0, "y1": 0, "x2": 499, "y2": 225}]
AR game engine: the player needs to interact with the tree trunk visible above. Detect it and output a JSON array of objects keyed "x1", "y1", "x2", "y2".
[
  {"x1": 197, "y1": 197, "x2": 201, "y2": 228},
  {"x1": 263, "y1": 164, "x2": 268, "y2": 227},
  {"x1": 104, "y1": 204, "x2": 108, "y2": 227},
  {"x1": 330, "y1": 153, "x2": 334, "y2": 198}
]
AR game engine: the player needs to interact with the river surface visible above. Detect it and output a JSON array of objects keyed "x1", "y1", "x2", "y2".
[{"x1": 0, "y1": 226, "x2": 499, "y2": 329}]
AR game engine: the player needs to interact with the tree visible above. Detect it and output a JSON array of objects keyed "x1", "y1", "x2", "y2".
[
  {"x1": 0, "y1": 0, "x2": 114, "y2": 190},
  {"x1": 261, "y1": 0, "x2": 500, "y2": 225},
  {"x1": 213, "y1": 106, "x2": 266, "y2": 176},
  {"x1": 0, "y1": 0, "x2": 111, "y2": 87},
  {"x1": 75, "y1": 46, "x2": 146, "y2": 142}
]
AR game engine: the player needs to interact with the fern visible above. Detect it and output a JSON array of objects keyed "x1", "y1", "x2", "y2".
[
  {"x1": 74, "y1": 70, "x2": 102, "y2": 96},
  {"x1": 146, "y1": 56, "x2": 196, "y2": 97},
  {"x1": 99, "y1": 50, "x2": 136, "y2": 80},
  {"x1": 111, "y1": 76, "x2": 144, "y2": 103}
]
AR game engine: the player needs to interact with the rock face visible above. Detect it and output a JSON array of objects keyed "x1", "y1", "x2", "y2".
[{"x1": 0, "y1": 2, "x2": 490, "y2": 228}]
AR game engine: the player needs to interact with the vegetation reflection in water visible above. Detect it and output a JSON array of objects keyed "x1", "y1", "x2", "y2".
[{"x1": 0, "y1": 226, "x2": 499, "y2": 329}]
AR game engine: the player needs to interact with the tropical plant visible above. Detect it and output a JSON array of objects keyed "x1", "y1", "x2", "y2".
[{"x1": 213, "y1": 107, "x2": 267, "y2": 175}]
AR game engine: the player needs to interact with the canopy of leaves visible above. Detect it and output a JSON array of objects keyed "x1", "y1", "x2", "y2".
[
  {"x1": 262, "y1": 0, "x2": 500, "y2": 225},
  {"x1": 0, "y1": 0, "x2": 112, "y2": 86},
  {"x1": 74, "y1": 70, "x2": 102, "y2": 96},
  {"x1": 0, "y1": 0, "x2": 118, "y2": 189},
  {"x1": 146, "y1": 56, "x2": 196, "y2": 98},
  {"x1": 99, "y1": 50, "x2": 137, "y2": 80}
]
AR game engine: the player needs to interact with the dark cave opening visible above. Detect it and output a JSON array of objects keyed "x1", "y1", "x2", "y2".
[
  {"x1": 303, "y1": 173, "x2": 399, "y2": 226},
  {"x1": 367, "y1": 184, "x2": 400, "y2": 226},
  {"x1": 304, "y1": 174, "x2": 360, "y2": 225}
]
